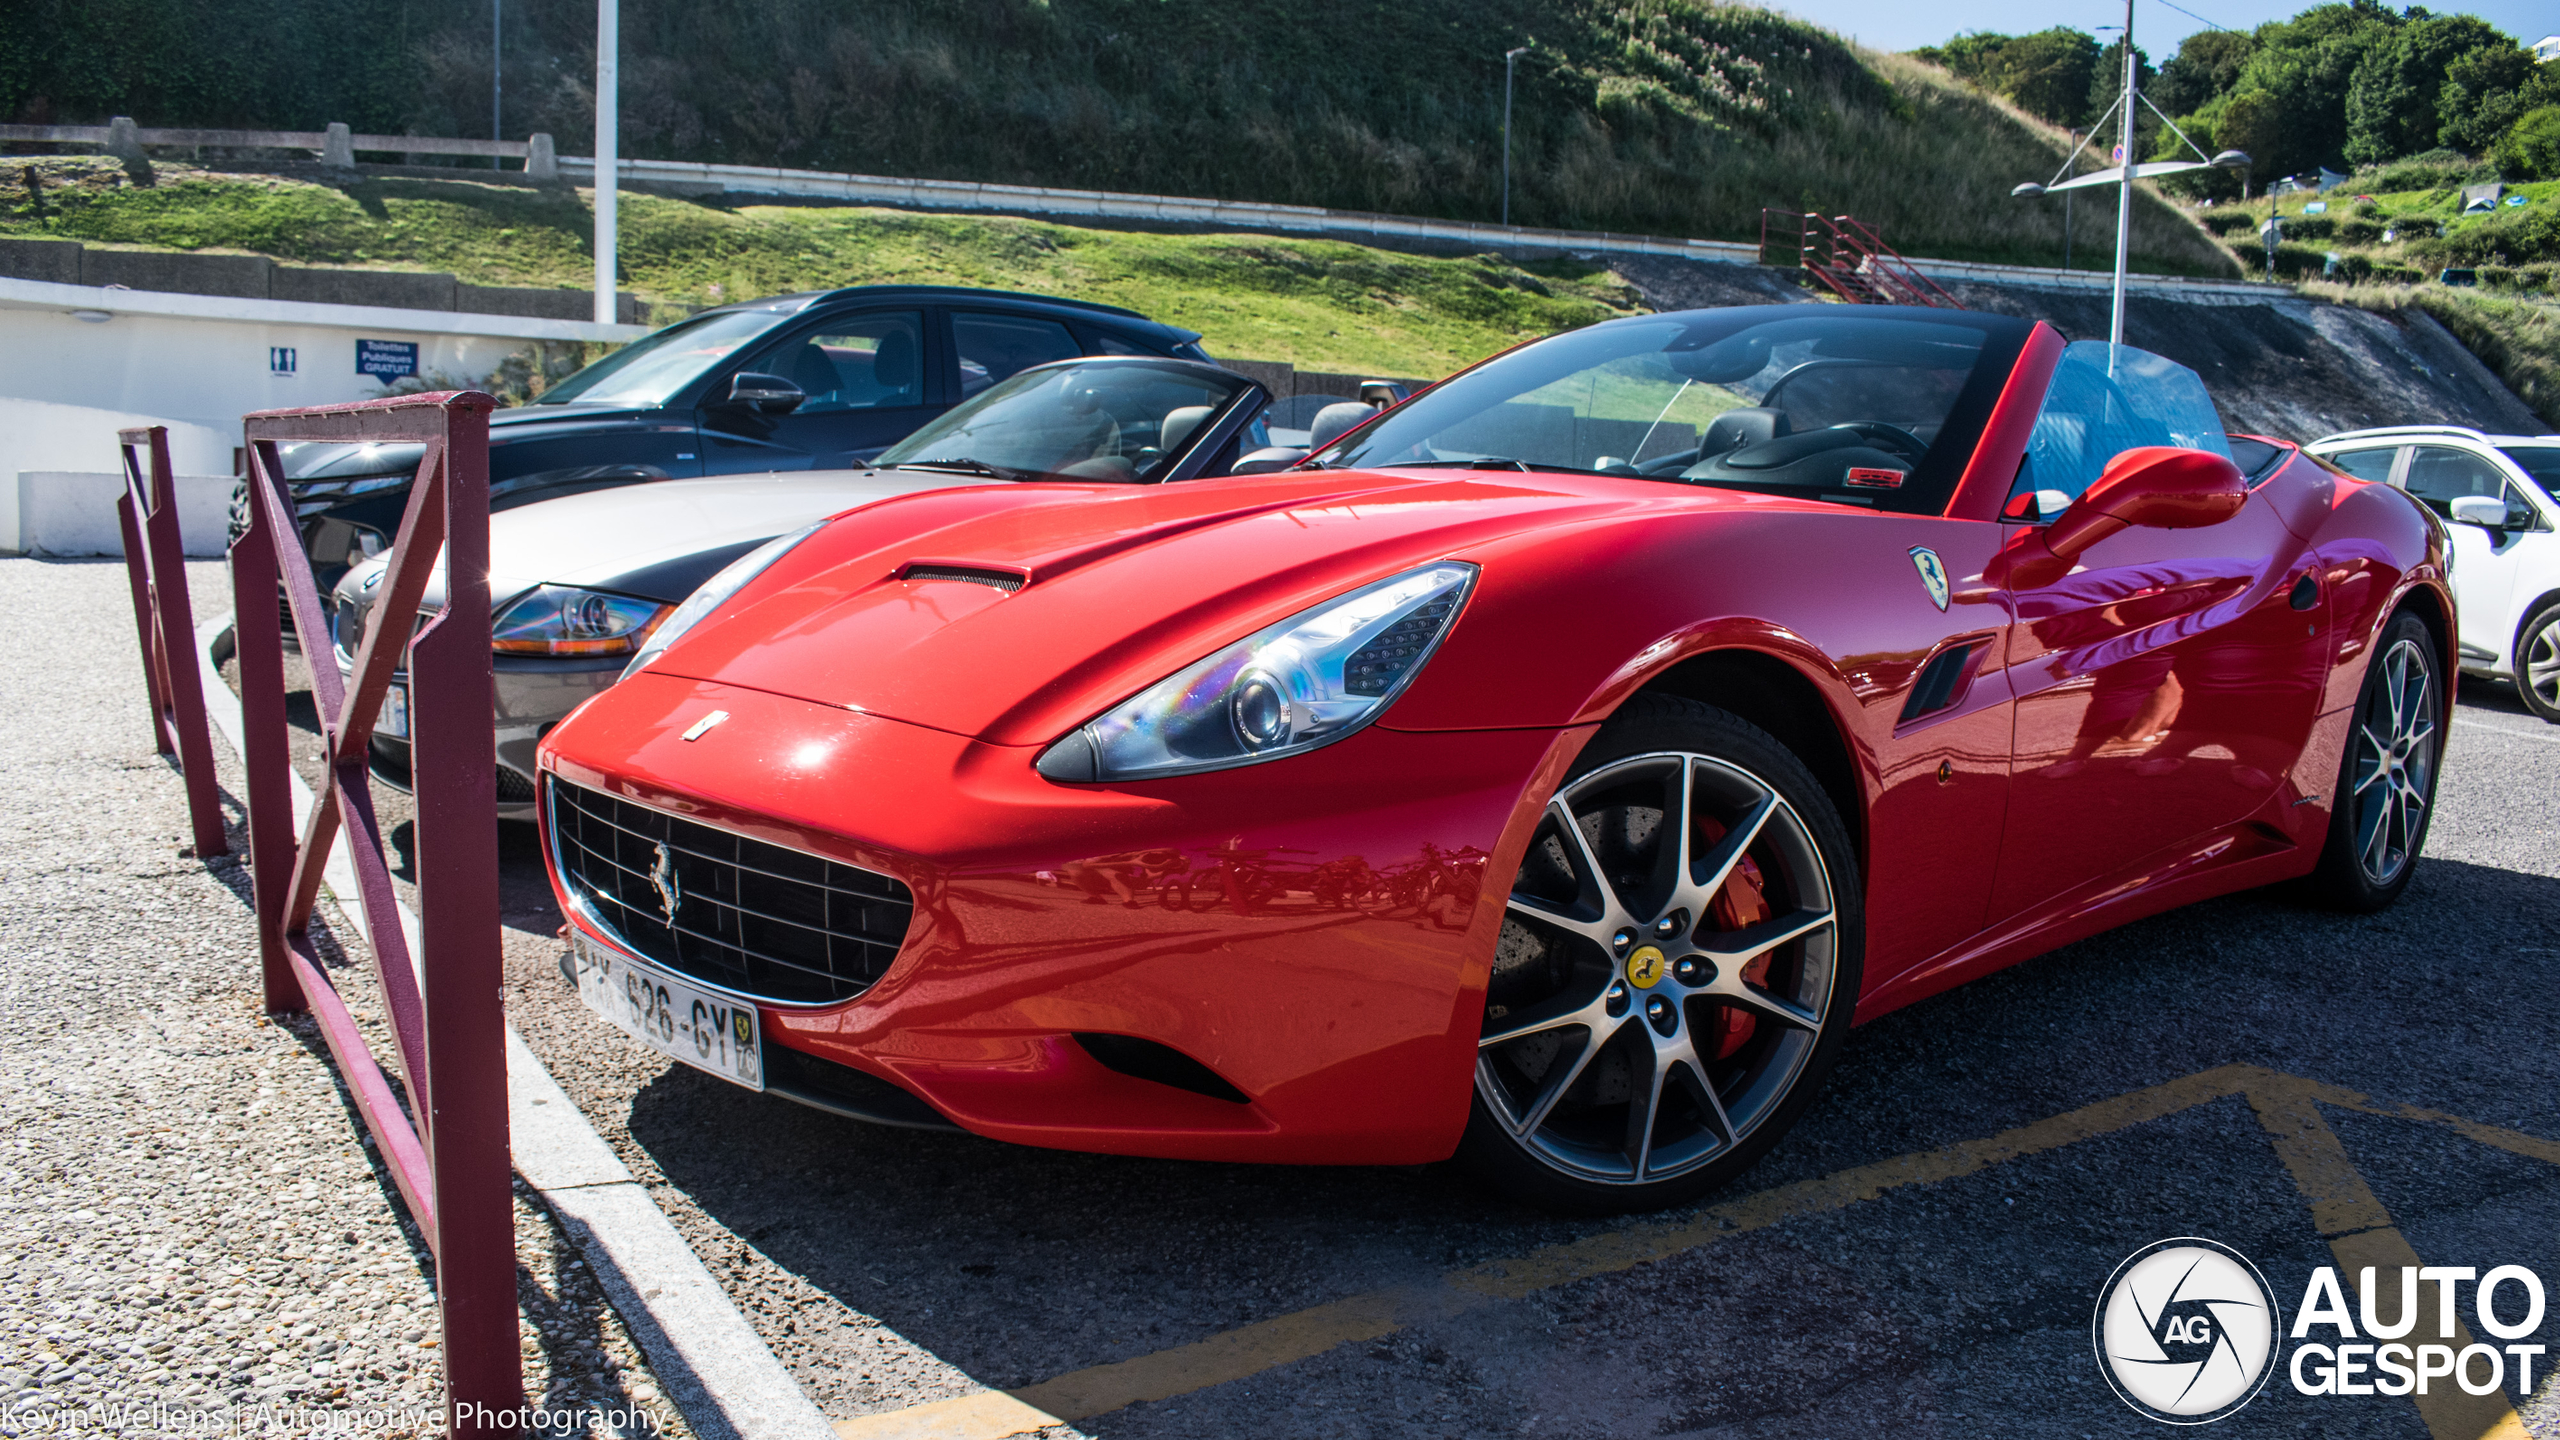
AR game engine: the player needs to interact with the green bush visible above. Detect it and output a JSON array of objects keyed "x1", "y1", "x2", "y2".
[
  {"x1": 2281, "y1": 213, "x2": 2335, "y2": 240},
  {"x1": 2198, "y1": 208, "x2": 2257, "y2": 236},
  {"x1": 2371, "y1": 261, "x2": 2428, "y2": 284},
  {"x1": 2388, "y1": 216, "x2": 2442, "y2": 240},
  {"x1": 2492, "y1": 106, "x2": 2560, "y2": 181},
  {"x1": 2365, "y1": 155, "x2": 2477, "y2": 193},
  {"x1": 2334, "y1": 216, "x2": 2385, "y2": 244},
  {"x1": 2480, "y1": 264, "x2": 2517, "y2": 288}
]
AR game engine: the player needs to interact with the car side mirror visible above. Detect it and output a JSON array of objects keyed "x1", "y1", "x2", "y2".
[
  {"x1": 2006, "y1": 447, "x2": 2247, "y2": 587},
  {"x1": 2448, "y1": 495, "x2": 2507, "y2": 529},
  {"x1": 725, "y1": 372, "x2": 807, "y2": 414}
]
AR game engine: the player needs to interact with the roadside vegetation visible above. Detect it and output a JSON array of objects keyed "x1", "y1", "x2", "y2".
[
  {"x1": 1917, "y1": 4, "x2": 2560, "y2": 424},
  {"x1": 1, "y1": 0, "x2": 2224, "y2": 275},
  {"x1": 0, "y1": 157, "x2": 1640, "y2": 378}
]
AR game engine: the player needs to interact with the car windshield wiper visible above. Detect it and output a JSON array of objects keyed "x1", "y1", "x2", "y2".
[
  {"x1": 891, "y1": 457, "x2": 1029, "y2": 480},
  {"x1": 1393, "y1": 457, "x2": 1608, "y2": 474}
]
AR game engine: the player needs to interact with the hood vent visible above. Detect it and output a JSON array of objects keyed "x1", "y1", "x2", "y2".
[{"x1": 900, "y1": 563, "x2": 1026, "y2": 593}]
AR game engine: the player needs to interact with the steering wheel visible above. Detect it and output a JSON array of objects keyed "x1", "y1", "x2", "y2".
[{"x1": 1828, "y1": 422, "x2": 1929, "y2": 459}]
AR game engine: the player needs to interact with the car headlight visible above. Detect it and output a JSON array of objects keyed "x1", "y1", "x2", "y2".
[
  {"x1": 491, "y1": 585, "x2": 674, "y2": 657},
  {"x1": 1036, "y1": 561, "x2": 1478, "y2": 782},
  {"x1": 619, "y1": 521, "x2": 826, "y2": 681}
]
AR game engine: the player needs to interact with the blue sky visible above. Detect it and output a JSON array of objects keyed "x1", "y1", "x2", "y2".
[{"x1": 1781, "y1": 0, "x2": 2555, "y2": 60}]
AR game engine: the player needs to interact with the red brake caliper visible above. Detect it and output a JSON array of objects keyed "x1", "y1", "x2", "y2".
[{"x1": 1695, "y1": 817, "x2": 1774, "y2": 1060}]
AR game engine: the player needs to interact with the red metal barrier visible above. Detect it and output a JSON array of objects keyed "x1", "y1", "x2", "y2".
[
  {"x1": 1758, "y1": 209, "x2": 1963, "y2": 310},
  {"x1": 116, "y1": 426, "x2": 228, "y2": 858},
  {"x1": 230, "y1": 391, "x2": 521, "y2": 1436}
]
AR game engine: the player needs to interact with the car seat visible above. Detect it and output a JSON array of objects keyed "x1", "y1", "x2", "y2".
[
  {"x1": 1308, "y1": 401, "x2": 1376, "y2": 452},
  {"x1": 870, "y1": 329, "x2": 918, "y2": 404},
  {"x1": 1160, "y1": 406, "x2": 1215, "y2": 455}
]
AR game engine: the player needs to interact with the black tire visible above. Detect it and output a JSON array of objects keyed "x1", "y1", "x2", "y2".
[
  {"x1": 2306, "y1": 611, "x2": 2444, "y2": 912},
  {"x1": 2515, "y1": 600, "x2": 2560, "y2": 725},
  {"x1": 1456, "y1": 694, "x2": 1863, "y2": 1215}
]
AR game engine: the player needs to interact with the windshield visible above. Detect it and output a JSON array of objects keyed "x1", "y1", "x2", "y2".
[
  {"x1": 876, "y1": 360, "x2": 1256, "y2": 483},
  {"x1": 536, "y1": 310, "x2": 793, "y2": 407},
  {"x1": 2499, "y1": 446, "x2": 2560, "y2": 504},
  {"x1": 1314, "y1": 308, "x2": 2026, "y2": 512}
]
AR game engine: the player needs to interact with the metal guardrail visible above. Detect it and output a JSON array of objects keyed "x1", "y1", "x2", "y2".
[
  {"x1": 3, "y1": 120, "x2": 533, "y2": 159},
  {"x1": 229, "y1": 390, "x2": 520, "y2": 1436},
  {"x1": 115, "y1": 426, "x2": 229, "y2": 858}
]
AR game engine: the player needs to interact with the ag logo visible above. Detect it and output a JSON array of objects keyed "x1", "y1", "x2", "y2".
[
  {"x1": 1908, "y1": 546, "x2": 1950, "y2": 611},
  {"x1": 2095, "y1": 1238, "x2": 2281, "y2": 1423}
]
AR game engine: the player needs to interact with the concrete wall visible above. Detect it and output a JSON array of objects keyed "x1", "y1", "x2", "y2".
[
  {"x1": 0, "y1": 277, "x2": 648, "y2": 554},
  {"x1": 13, "y1": 470, "x2": 233, "y2": 557}
]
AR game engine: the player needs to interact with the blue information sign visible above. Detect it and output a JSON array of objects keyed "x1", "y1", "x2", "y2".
[{"x1": 357, "y1": 339, "x2": 419, "y2": 382}]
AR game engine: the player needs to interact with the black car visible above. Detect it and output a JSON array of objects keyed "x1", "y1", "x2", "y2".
[{"x1": 241, "y1": 286, "x2": 1212, "y2": 599}]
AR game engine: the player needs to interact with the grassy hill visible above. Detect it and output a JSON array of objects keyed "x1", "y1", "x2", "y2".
[
  {"x1": 0, "y1": 157, "x2": 1644, "y2": 377},
  {"x1": 3, "y1": 0, "x2": 2230, "y2": 277}
]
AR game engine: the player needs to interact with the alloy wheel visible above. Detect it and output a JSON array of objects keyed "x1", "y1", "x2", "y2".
[
  {"x1": 2349, "y1": 636, "x2": 2438, "y2": 887},
  {"x1": 1479, "y1": 751, "x2": 1839, "y2": 1187},
  {"x1": 2522, "y1": 612, "x2": 2560, "y2": 719}
]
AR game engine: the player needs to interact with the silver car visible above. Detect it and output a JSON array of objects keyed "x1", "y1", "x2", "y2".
[{"x1": 331, "y1": 355, "x2": 1275, "y2": 817}]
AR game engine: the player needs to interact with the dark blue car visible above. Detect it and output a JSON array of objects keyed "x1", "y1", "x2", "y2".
[{"x1": 246, "y1": 285, "x2": 1211, "y2": 598}]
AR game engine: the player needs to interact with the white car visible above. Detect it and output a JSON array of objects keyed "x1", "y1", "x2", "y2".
[{"x1": 2306, "y1": 425, "x2": 2560, "y2": 721}]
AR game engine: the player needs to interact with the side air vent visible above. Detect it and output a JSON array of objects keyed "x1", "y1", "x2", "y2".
[
  {"x1": 1899, "y1": 642, "x2": 1980, "y2": 723},
  {"x1": 902, "y1": 564, "x2": 1026, "y2": 592},
  {"x1": 1073, "y1": 1033, "x2": 1250, "y2": 1104}
]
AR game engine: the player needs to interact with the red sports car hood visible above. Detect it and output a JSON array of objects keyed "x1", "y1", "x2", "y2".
[{"x1": 645, "y1": 469, "x2": 1730, "y2": 746}]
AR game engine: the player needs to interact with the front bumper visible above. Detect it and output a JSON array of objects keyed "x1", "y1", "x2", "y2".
[
  {"x1": 537, "y1": 669, "x2": 1581, "y2": 1166},
  {"x1": 345, "y1": 650, "x2": 627, "y2": 820}
]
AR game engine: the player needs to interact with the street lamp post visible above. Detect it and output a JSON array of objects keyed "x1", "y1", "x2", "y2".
[
  {"x1": 492, "y1": 0, "x2": 503, "y2": 171},
  {"x1": 594, "y1": 0, "x2": 617, "y2": 325},
  {"x1": 1502, "y1": 46, "x2": 1530, "y2": 227},
  {"x1": 2009, "y1": 0, "x2": 2248, "y2": 371},
  {"x1": 2108, "y1": 0, "x2": 2136, "y2": 353}
]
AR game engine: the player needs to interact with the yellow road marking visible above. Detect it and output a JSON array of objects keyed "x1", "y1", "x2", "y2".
[
  {"x1": 2246, "y1": 1078, "x2": 2531, "y2": 1440},
  {"x1": 831, "y1": 1065, "x2": 2554, "y2": 1440}
]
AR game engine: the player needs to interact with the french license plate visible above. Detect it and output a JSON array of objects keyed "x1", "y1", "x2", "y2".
[
  {"x1": 569, "y1": 931, "x2": 764, "y2": 1091},
  {"x1": 380, "y1": 682, "x2": 409, "y2": 740}
]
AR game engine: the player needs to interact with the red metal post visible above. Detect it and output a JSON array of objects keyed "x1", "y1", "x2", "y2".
[
  {"x1": 116, "y1": 426, "x2": 229, "y2": 856},
  {"x1": 233, "y1": 392, "x2": 520, "y2": 1438}
]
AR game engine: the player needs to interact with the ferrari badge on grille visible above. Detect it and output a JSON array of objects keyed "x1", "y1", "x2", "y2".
[
  {"x1": 1909, "y1": 547, "x2": 1950, "y2": 612},
  {"x1": 650, "y1": 842, "x2": 683, "y2": 920}
]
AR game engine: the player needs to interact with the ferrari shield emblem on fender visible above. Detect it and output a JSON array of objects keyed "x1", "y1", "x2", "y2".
[{"x1": 1909, "y1": 547, "x2": 1951, "y2": 612}]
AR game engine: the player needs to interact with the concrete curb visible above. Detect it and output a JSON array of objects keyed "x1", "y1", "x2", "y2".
[{"x1": 193, "y1": 610, "x2": 834, "y2": 1440}]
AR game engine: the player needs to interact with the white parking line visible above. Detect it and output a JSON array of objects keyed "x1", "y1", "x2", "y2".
[{"x1": 2453, "y1": 716, "x2": 2560, "y2": 744}]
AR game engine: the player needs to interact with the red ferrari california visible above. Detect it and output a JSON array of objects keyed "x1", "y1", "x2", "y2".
[{"x1": 537, "y1": 307, "x2": 2450, "y2": 1212}]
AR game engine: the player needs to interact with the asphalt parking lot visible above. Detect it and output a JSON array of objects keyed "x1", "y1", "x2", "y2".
[{"x1": 18, "y1": 554, "x2": 2560, "y2": 1439}]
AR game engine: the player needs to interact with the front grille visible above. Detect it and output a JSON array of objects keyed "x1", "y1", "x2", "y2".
[
  {"x1": 549, "y1": 778, "x2": 913, "y2": 1005},
  {"x1": 495, "y1": 768, "x2": 538, "y2": 804}
]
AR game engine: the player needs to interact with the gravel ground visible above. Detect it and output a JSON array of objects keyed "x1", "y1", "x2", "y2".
[
  {"x1": 0, "y1": 557, "x2": 694, "y2": 1439},
  {"x1": 14, "y1": 549, "x2": 2556, "y2": 1440}
]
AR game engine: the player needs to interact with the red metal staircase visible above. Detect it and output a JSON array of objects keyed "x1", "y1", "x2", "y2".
[{"x1": 1759, "y1": 210, "x2": 1961, "y2": 309}]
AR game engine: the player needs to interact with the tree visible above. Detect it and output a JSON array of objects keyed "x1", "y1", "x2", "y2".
[
  {"x1": 1913, "y1": 28, "x2": 2101, "y2": 127},
  {"x1": 2083, "y1": 39, "x2": 2157, "y2": 153},
  {"x1": 2492, "y1": 105, "x2": 2560, "y2": 182},
  {"x1": 2343, "y1": 13, "x2": 2508, "y2": 164},
  {"x1": 2438, "y1": 44, "x2": 2560, "y2": 154},
  {"x1": 2222, "y1": 2, "x2": 2398, "y2": 177},
  {"x1": 2152, "y1": 30, "x2": 2255, "y2": 116}
]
